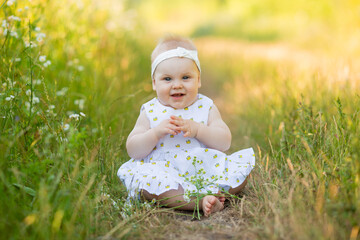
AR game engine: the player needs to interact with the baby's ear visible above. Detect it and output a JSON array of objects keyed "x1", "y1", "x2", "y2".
[{"x1": 152, "y1": 78, "x2": 156, "y2": 90}]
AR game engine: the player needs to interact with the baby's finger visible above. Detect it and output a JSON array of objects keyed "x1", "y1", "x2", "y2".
[
  {"x1": 175, "y1": 126, "x2": 189, "y2": 136},
  {"x1": 183, "y1": 131, "x2": 191, "y2": 137},
  {"x1": 166, "y1": 128, "x2": 178, "y2": 135},
  {"x1": 170, "y1": 115, "x2": 181, "y2": 120},
  {"x1": 170, "y1": 119, "x2": 184, "y2": 127},
  {"x1": 167, "y1": 123, "x2": 178, "y2": 130},
  {"x1": 174, "y1": 126, "x2": 184, "y2": 133}
]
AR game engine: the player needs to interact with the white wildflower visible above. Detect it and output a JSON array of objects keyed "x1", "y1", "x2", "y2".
[
  {"x1": 56, "y1": 87, "x2": 68, "y2": 96},
  {"x1": 35, "y1": 27, "x2": 41, "y2": 32},
  {"x1": 143, "y1": 201, "x2": 152, "y2": 210},
  {"x1": 24, "y1": 6, "x2": 29, "y2": 10},
  {"x1": 60, "y1": 137, "x2": 68, "y2": 143},
  {"x1": 17, "y1": 8, "x2": 23, "y2": 12},
  {"x1": 8, "y1": 15, "x2": 21, "y2": 22},
  {"x1": 2, "y1": 20, "x2": 9, "y2": 28},
  {"x1": 43, "y1": 60, "x2": 51, "y2": 67},
  {"x1": 69, "y1": 113, "x2": 80, "y2": 121},
  {"x1": 77, "y1": 65, "x2": 84, "y2": 71},
  {"x1": 80, "y1": 112, "x2": 85, "y2": 117},
  {"x1": 5, "y1": 95, "x2": 15, "y2": 101},
  {"x1": 15, "y1": 58, "x2": 21, "y2": 62},
  {"x1": 3, "y1": 29, "x2": 8, "y2": 36},
  {"x1": 7, "y1": 0, "x2": 15, "y2": 6},
  {"x1": 183, "y1": 192, "x2": 191, "y2": 203},
  {"x1": 34, "y1": 79, "x2": 41, "y2": 85},
  {"x1": 32, "y1": 96, "x2": 40, "y2": 104},
  {"x1": 10, "y1": 31, "x2": 18, "y2": 38},
  {"x1": 25, "y1": 41, "x2": 37, "y2": 48},
  {"x1": 26, "y1": 89, "x2": 31, "y2": 96},
  {"x1": 49, "y1": 105, "x2": 55, "y2": 109},
  {"x1": 63, "y1": 124, "x2": 70, "y2": 131},
  {"x1": 36, "y1": 32, "x2": 46, "y2": 42},
  {"x1": 2, "y1": 82, "x2": 7, "y2": 88},
  {"x1": 39, "y1": 55, "x2": 46, "y2": 62}
]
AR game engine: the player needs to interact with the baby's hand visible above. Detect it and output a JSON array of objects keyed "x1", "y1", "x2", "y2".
[
  {"x1": 170, "y1": 115, "x2": 200, "y2": 138},
  {"x1": 153, "y1": 119, "x2": 179, "y2": 140}
]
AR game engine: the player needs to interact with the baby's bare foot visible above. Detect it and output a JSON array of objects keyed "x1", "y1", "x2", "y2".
[
  {"x1": 216, "y1": 191, "x2": 226, "y2": 204},
  {"x1": 202, "y1": 195, "x2": 224, "y2": 217},
  {"x1": 217, "y1": 195, "x2": 225, "y2": 204}
]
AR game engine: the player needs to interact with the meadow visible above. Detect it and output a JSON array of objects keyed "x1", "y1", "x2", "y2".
[{"x1": 1, "y1": 0, "x2": 359, "y2": 239}]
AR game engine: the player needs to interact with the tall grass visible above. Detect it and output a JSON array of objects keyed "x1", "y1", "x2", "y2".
[
  {"x1": 1, "y1": 0, "x2": 153, "y2": 238},
  {"x1": 203, "y1": 48, "x2": 360, "y2": 239}
]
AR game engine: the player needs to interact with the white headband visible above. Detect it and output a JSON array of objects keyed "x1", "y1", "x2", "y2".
[{"x1": 151, "y1": 47, "x2": 201, "y2": 78}]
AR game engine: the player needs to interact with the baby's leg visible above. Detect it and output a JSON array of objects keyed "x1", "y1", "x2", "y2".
[
  {"x1": 142, "y1": 185, "x2": 224, "y2": 216},
  {"x1": 228, "y1": 177, "x2": 248, "y2": 195},
  {"x1": 142, "y1": 185, "x2": 195, "y2": 210}
]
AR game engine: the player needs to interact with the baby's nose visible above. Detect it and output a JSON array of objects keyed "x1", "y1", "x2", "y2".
[{"x1": 172, "y1": 80, "x2": 183, "y2": 88}]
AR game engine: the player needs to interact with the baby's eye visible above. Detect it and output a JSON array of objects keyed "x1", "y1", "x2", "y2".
[
  {"x1": 163, "y1": 77, "x2": 171, "y2": 81},
  {"x1": 182, "y1": 76, "x2": 189, "y2": 80}
]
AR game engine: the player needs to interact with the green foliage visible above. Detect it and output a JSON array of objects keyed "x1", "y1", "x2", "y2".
[{"x1": 0, "y1": 0, "x2": 151, "y2": 238}]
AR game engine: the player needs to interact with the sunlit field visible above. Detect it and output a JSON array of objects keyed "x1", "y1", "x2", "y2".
[{"x1": 1, "y1": 0, "x2": 359, "y2": 239}]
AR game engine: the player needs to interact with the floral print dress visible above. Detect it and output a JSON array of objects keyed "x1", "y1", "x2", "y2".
[{"x1": 117, "y1": 94, "x2": 255, "y2": 199}]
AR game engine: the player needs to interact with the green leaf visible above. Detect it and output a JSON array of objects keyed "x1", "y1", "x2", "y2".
[{"x1": 12, "y1": 183, "x2": 37, "y2": 197}]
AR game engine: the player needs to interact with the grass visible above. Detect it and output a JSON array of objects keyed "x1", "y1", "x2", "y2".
[
  {"x1": 1, "y1": 0, "x2": 359, "y2": 239},
  {"x1": 209, "y1": 46, "x2": 360, "y2": 239}
]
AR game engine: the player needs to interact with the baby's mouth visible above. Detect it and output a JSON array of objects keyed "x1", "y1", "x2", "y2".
[{"x1": 171, "y1": 93, "x2": 185, "y2": 97}]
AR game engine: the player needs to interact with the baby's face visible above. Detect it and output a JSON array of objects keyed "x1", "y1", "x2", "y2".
[{"x1": 152, "y1": 57, "x2": 201, "y2": 109}]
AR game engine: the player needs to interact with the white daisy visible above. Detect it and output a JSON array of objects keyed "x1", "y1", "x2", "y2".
[{"x1": 39, "y1": 55, "x2": 46, "y2": 62}]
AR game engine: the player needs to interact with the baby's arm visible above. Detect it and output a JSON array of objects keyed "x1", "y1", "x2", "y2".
[
  {"x1": 170, "y1": 105, "x2": 231, "y2": 151},
  {"x1": 126, "y1": 110, "x2": 179, "y2": 159}
]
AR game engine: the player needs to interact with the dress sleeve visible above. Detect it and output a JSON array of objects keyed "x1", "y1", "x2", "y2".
[
  {"x1": 140, "y1": 104, "x2": 146, "y2": 113},
  {"x1": 198, "y1": 94, "x2": 214, "y2": 110}
]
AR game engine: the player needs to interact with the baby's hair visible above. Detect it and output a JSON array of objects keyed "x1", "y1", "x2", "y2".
[{"x1": 151, "y1": 34, "x2": 197, "y2": 63}]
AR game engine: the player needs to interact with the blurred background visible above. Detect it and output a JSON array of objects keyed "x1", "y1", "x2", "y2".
[{"x1": 1, "y1": 0, "x2": 359, "y2": 239}]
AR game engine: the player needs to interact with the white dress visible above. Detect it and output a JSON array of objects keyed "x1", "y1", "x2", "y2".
[{"x1": 117, "y1": 94, "x2": 255, "y2": 199}]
